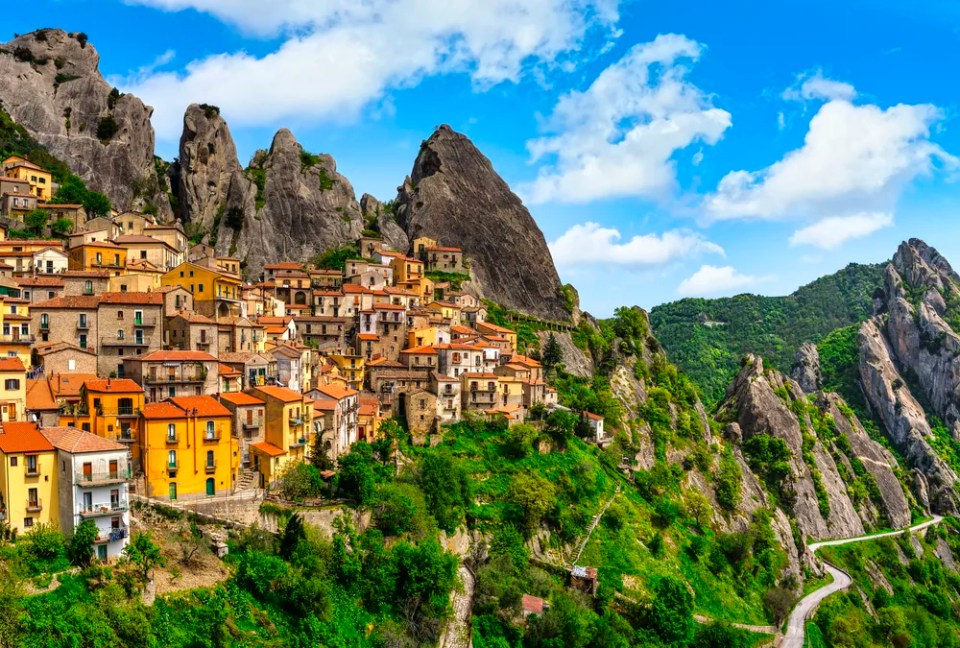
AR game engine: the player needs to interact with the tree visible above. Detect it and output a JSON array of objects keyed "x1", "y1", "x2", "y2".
[
  {"x1": 277, "y1": 462, "x2": 323, "y2": 500},
  {"x1": 24, "y1": 209, "x2": 49, "y2": 235},
  {"x1": 83, "y1": 190, "x2": 111, "y2": 218},
  {"x1": 0, "y1": 562, "x2": 23, "y2": 648},
  {"x1": 336, "y1": 442, "x2": 377, "y2": 504},
  {"x1": 417, "y1": 453, "x2": 470, "y2": 533},
  {"x1": 51, "y1": 217, "x2": 74, "y2": 236},
  {"x1": 312, "y1": 244, "x2": 360, "y2": 272},
  {"x1": 684, "y1": 490, "x2": 712, "y2": 530},
  {"x1": 67, "y1": 519, "x2": 98, "y2": 568},
  {"x1": 545, "y1": 410, "x2": 577, "y2": 441},
  {"x1": 542, "y1": 333, "x2": 563, "y2": 369},
  {"x1": 123, "y1": 531, "x2": 165, "y2": 586},
  {"x1": 506, "y1": 473, "x2": 555, "y2": 536},
  {"x1": 763, "y1": 586, "x2": 796, "y2": 625},
  {"x1": 373, "y1": 482, "x2": 433, "y2": 538},
  {"x1": 650, "y1": 575, "x2": 694, "y2": 644},
  {"x1": 279, "y1": 513, "x2": 306, "y2": 559}
]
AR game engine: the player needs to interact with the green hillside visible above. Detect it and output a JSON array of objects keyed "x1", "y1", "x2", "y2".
[{"x1": 649, "y1": 263, "x2": 885, "y2": 406}]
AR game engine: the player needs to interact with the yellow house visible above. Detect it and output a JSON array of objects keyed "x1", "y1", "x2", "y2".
[
  {"x1": 0, "y1": 358, "x2": 27, "y2": 422},
  {"x1": 161, "y1": 262, "x2": 243, "y2": 319},
  {"x1": 60, "y1": 378, "x2": 144, "y2": 465},
  {"x1": 390, "y1": 256, "x2": 424, "y2": 285},
  {"x1": 412, "y1": 236, "x2": 438, "y2": 258},
  {"x1": 108, "y1": 260, "x2": 164, "y2": 292},
  {"x1": 2, "y1": 156, "x2": 53, "y2": 201},
  {"x1": 0, "y1": 422, "x2": 59, "y2": 534},
  {"x1": 249, "y1": 385, "x2": 315, "y2": 488},
  {"x1": 68, "y1": 241, "x2": 128, "y2": 274},
  {"x1": 330, "y1": 353, "x2": 365, "y2": 390},
  {"x1": 476, "y1": 321, "x2": 518, "y2": 352},
  {"x1": 0, "y1": 299, "x2": 33, "y2": 368},
  {"x1": 140, "y1": 396, "x2": 239, "y2": 500},
  {"x1": 407, "y1": 326, "x2": 444, "y2": 348}
]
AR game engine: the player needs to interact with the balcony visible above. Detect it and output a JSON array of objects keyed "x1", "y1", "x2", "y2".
[
  {"x1": 202, "y1": 428, "x2": 222, "y2": 442},
  {"x1": 97, "y1": 527, "x2": 128, "y2": 543},
  {"x1": 289, "y1": 436, "x2": 308, "y2": 448},
  {"x1": 75, "y1": 469, "x2": 130, "y2": 486},
  {"x1": 97, "y1": 407, "x2": 140, "y2": 418},
  {"x1": 80, "y1": 500, "x2": 129, "y2": 517},
  {"x1": 165, "y1": 434, "x2": 178, "y2": 444},
  {"x1": 145, "y1": 374, "x2": 204, "y2": 384},
  {"x1": 133, "y1": 316, "x2": 157, "y2": 327},
  {"x1": 0, "y1": 334, "x2": 34, "y2": 344},
  {"x1": 82, "y1": 288, "x2": 95, "y2": 296},
  {"x1": 204, "y1": 462, "x2": 216, "y2": 474},
  {"x1": 39, "y1": 321, "x2": 49, "y2": 330},
  {"x1": 288, "y1": 416, "x2": 304, "y2": 426},
  {"x1": 118, "y1": 431, "x2": 135, "y2": 444},
  {"x1": 167, "y1": 461, "x2": 178, "y2": 471},
  {"x1": 25, "y1": 465, "x2": 40, "y2": 477},
  {"x1": 26, "y1": 499, "x2": 42, "y2": 513},
  {"x1": 77, "y1": 320, "x2": 90, "y2": 330},
  {"x1": 100, "y1": 336, "x2": 151, "y2": 347}
]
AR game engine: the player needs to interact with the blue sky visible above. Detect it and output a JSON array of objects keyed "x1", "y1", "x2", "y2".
[{"x1": 7, "y1": 1, "x2": 960, "y2": 315}]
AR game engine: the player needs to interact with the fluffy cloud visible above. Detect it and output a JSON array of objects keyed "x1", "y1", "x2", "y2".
[
  {"x1": 782, "y1": 70, "x2": 857, "y2": 102},
  {"x1": 676, "y1": 265, "x2": 771, "y2": 297},
  {"x1": 522, "y1": 33, "x2": 731, "y2": 204},
  {"x1": 705, "y1": 89, "x2": 957, "y2": 224},
  {"x1": 548, "y1": 222, "x2": 723, "y2": 268},
  {"x1": 121, "y1": 0, "x2": 622, "y2": 140},
  {"x1": 789, "y1": 212, "x2": 894, "y2": 250}
]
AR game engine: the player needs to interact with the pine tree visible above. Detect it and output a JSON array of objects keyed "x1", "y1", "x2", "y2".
[{"x1": 542, "y1": 333, "x2": 563, "y2": 369}]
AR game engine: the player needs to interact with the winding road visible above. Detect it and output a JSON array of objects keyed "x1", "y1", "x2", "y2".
[{"x1": 781, "y1": 515, "x2": 944, "y2": 648}]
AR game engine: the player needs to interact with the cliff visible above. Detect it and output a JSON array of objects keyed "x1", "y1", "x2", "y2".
[
  {"x1": 395, "y1": 125, "x2": 568, "y2": 320},
  {"x1": 0, "y1": 29, "x2": 169, "y2": 217}
]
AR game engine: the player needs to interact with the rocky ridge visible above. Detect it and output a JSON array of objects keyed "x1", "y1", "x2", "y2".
[{"x1": 0, "y1": 29, "x2": 169, "y2": 216}]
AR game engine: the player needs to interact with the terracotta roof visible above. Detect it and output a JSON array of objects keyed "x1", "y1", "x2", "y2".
[
  {"x1": 312, "y1": 399, "x2": 337, "y2": 412},
  {"x1": 34, "y1": 342, "x2": 96, "y2": 358},
  {"x1": 48, "y1": 373, "x2": 98, "y2": 398},
  {"x1": 218, "y1": 364, "x2": 241, "y2": 376},
  {"x1": 312, "y1": 290, "x2": 344, "y2": 297},
  {"x1": 250, "y1": 441, "x2": 286, "y2": 457},
  {"x1": 219, "y1": 392, "x2": 264, "y2": 406},
  {"x1": 170, "y1": 395, "x2": 232, "y2": 417},
  {"x1": 477, "y1": 321, "x2": 515, "y2": 335},
  {"x1": 137, "y1": 350, "x2": 217, "y2": 362},
  {"x1": 254, "y1": 385, "x2": 305, "y2": 403},
  {"x1": 401, "y1": 345, "x2": 437, "y2": 355},
  {"x1": 313, "y1": 383, "x2": 359, "y2": 400},
  {"x1": 426, "y1": 246, "x2": 463, "y2": 253},
  {"x1": 218, "y1": 351, "x2": 267, "y2": 364},
  {"x1": 16, "y1": 276, "x2": 65, "y2": 287},
  {"x1": 26, "y1": 379, "x2": 57, "y2": 411},
  {"x1": 99, "y1": 292, "x2": 164, "y2": 305},
  {"x1": 374, "y1": 303, "x2": 406, "y2": 311},
  {"x1": 264, "y1": 262, "x2": 304, "y2": 270},
  {"x1": 463, "y1": 372, "x2": 498, "y2": 379},
  {"x1": 450, "y1": 325, "x2": 479, "y2": 335},
  {"x1": 41, "y1": 427, "x2": 125, "y2": 453},
  {"x1": 431, "y1": 371, "x2": 458, "y2": 382},
  {"x1": 583, "y1": 411, "x2": 604, "y2": 421},
  {"x1": 357, "y1": 333, "x2": 379, "y2": 341},
  {"x1": 0, "y1": 358, "x2": 25, "y2": 372},
  {"x1": 113, "y1": 234, "x2": 174, "y2": 247},
  {"x1": 141, "y1": 402, "x2": 186, "y2": 419},
  {"x1": 84, "y1": 378, "x2": 144, "y2": 393},
  {"x1": 31, "y1": 295, "x2": 99, "y2": 309},
  {"x1": 367, "y1": 358, "x2": 403, "y2": 368},
  {"x1": 0, "y1": 422, "x2": 55, "y2": 454},
  {"x1": 171, "y1": 311, "x2": 215, "y2": 324}
]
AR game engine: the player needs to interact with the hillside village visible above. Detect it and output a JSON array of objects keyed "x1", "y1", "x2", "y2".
[{"x1": 0, "y1": 154, "x2": 601, "y2": 557}]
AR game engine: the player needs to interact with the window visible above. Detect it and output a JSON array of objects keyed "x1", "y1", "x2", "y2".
[
  {"x1": 167, "y1": 424, "x2": 176, "y2": 440},
  {"x1": 79, "y1": 334, "x2": 87, "y2": 349},
  {"x1": 205, "y1": 421, "x2": 215, "y2": 439},
  {"x1": 4, "y1": 378, "x2": 20, "y2": 391},
  {"x1": 117, "y1": 310, "x2": 124, "y2": 320},
  {"x1": 96, "y1": 253, "x2": 102, "y2": 264},
  {"x1": 25, "y1": 455, "x2": 37, "y2": 474},
  {"x1": 23, "y1": 517, "x2": 33, "y2": 528},
  {"x1": 9, "y1": 457, "x2": 17, "y2": 467},
  {"x1": 167, "y1": 450, "x2": 177, "y2": 468},
  {"x1": 206, "y1": 450, "x2": 215, "y2": 468}
]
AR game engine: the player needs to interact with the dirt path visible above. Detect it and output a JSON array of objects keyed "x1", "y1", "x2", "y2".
[
  {"x1": 781, "y1": 515, "x2": 944, "y2": 648},
  {"x1": 438, "y1": 565, "x2": 475, "y2": 648},
  {"x1": 692, "y1": 614, "x2": 778, "y2": 634}
]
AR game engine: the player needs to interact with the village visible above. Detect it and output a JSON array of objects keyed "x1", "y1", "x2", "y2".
[{"x1": 0, "y1": 154, "x2": 606, "y2": 560}]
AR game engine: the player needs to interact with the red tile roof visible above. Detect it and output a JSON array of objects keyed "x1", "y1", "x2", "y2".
[
  {"x1": 141, "y1": 402, "x2": 186, "y2": 419},
  {"x1": 31, "y1": 295, "x2": 100, "y2": 309},
  {"x1": 250, "y1": 441, "x2": 286, "y2": 457},
  {"x1": 0, "y1": 422, "x2": 55, "y2": 454},
  {"x1": 219, "y1": 392, "x2": 264, "y2": 406},
  {"x1": 400, "y1": 345, "x2": 437, "y2": 355},
  {"x1": 41, "y1": 427, "x2": 126, "y2": 453},
  {"x1": 138, "y1": 350, "x2": 217, "y2": 362},
  {"x1": 99, "y1": 292, "x2": 164, "y2": 305},
  {"x1": 170, "y1": 395, "x2": 232, "y2": 417},
  {"x1": 313, "y1": 383, "x2": 359, "y2": 400},
  {"x1": 0, "y1": 358, "x2": 25, "y2": 372},
  {"x1": 254, "y1": 385, "x2": 305, "y2": 403},
  {"x1": 84, "y1": 378, "x2": 144, "y2": 393}
]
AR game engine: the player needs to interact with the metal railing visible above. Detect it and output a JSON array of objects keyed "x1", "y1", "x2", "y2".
[
  {"x1": 133, "y1": 317, "x2": 157, "y2": 327},
  {"x1": 0, "y1": 334, "x2": 33, "y2": 344},
  {"x1": 145, "y1": 374, "x2": 204, "y2": 384},
  {"x1": 204, "y1": 462, "x2": 216, "y2": 473},
  {"x1": 79, "y1": 500, "x2": 129, "y2": 517},
  {"x1": 26, "y1": 498, "x2": 42, "y2": 512},
  {"x1": 97, "y1": 527, "x2": 128, "y2": 543},
  {"x1": 75, "y1": 469, "x2": 130, "y2": 486},
  {"x1": 100, "y1": 336, "x2": 151, "y2": 347}
]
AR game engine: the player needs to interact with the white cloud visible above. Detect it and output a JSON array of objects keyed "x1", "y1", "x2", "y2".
[
  {"x1": 548, "y1": 222, "x2": 723, "y2": 268},
  {"x1": 521, "y1": 33, "x2": 731, "y2": 204},
  {"x1": 789, "y1": 212, "x2": 894, "y2": 250},
  {"x1": 677, "y1": 265, "x2": 771, "y2": 297},
  {"x1": 705, "y1": 96, "x2": 957, "y2": 222},
  {"x1": 120, "y1": 0, "x2": 622, "y2": 140},
  {"x1": 783, "y1": 70, "x2": 857, "y2": 102}
]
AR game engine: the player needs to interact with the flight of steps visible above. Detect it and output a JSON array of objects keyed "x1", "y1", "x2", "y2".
[{"x1": 237, "y1": 468, "x2": 259, "y2": 491}]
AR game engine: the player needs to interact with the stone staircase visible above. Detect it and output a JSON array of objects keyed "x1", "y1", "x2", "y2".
[{"x1": 236, "y1": 468, "x2": 259, "y2": 491}]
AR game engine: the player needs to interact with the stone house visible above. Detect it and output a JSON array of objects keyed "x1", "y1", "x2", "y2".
[
  {"x1": 404, "y1": 389, "x2": 437, "y2": 436},
  {"x1": 165, "y1": 311, "x2": 217, "y2": 353},
  {"x1": 308, "y1": 383, "x2": 360, "y2": 458},
  {"x1": 462, "y1": 372, "x2": 499, "y2": 412},
  {"x1": 31, "y1": 341, "x2": 98, "y2": 375},
  {"x1": 424, "y1": 246, "x2": 464, "y2": 273},
  {"x1": 61, "y1": 270, "x2": 110, "y2": 297},
  {"x1": 123, "y1": 350, "x2": 219, "y2": 402},
  {"x1": 18, "y1": 276, "x2": 65, "y2": 304},
  {"x1": 431, "y1": 372, "x2": 461, "y2": 425}
]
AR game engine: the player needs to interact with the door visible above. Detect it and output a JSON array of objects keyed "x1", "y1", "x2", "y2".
[
  {"x1": 97, "y1": 544, "x2": 107, "y2": 561},
  {"x1": 82, "y1": 492, "x2": 92, "y2": 511},
  {"x1": 82, "y1": 462, "x2": 92, "y2": 482},
  {"x1": 206, "y1": 478, "x2": 215, "y2": 496},
  {"x1": 168, "y1": 482, "x2": 177, "y2": 500}
]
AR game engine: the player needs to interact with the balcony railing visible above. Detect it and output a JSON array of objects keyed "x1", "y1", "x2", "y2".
[
  {"x1": 26, "y1": 499, "x2": 42, "y2": 512},
  {"x1": 96, "y1": 527, "x2": 128, "y2": 543},
  {"x1": 84, "y1": 407, "x2": 140, "y2": 417},
  {"x1": 77, "y1": 320, "x2": 90, "y2": 330},
  {"x1": 39, "y1": 321, "x2": 49, "y2": 330},
  {"x1": 75, "y1": 469, "x2": 130, "y2": 486},
  {"x1": 202, "y1": 428, "x2": 222, "y2": 442},
  {"x1": 288, "y1": 416, "x2": 304, "y2": 426},
  {"x1": 167, "y1": 461, "x2": 178, "y2": 471},
  {"x1": 80, "y1": 500, "x2": 129, "y2": 517},
  {"x1": 100, "y1": 336, "x2": 151, "y2": 347},
  {"x1": 25, "y1": 466, "x2": 40, "y2": 477},
  {"x1": 165, "y1": 434, "x2": 178, "y2": 444},
  {"x1": 0, "y1": 334, "x2": 34, "y2": 344},
  {"x1": 290, "y1": 436, "x2": 308, "y2": 448},
  {"x1": 133, "y1": 317, "x2": 157, "y2": 327},
  {"x1": 118, "y1": 431, "x2": 135, "y2": 444},
  {"x1": 145, "y1": 374, "x2": 204, "y2": 384},
  {"x1": 204, "y1": 462, "x2": 216, "y2": 474}
]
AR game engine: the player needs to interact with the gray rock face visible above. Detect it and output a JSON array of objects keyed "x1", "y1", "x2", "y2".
[
  {"x1": 214, "y1": 129, "x2": 363, "y2": 279},
  {"x1": 176, "y1": 103, "x2": 254, "y2": 231},
  {"x1": 858, "y1": 317, "x2": 959, "y2": 513},
  {"x1": 722, "y1": 356, "x2": 865, "y2": 541},
  {"x1": 818, "y1": 392, "x2": 911, "y2": 529},
  {"x1": 395, "y1": 125, "x2": 567, "y2": 320},
  {"x1": 791, "y1": 343, "x2": 822, "y2": 394},
  {"x1": 360, "y1": 193, "x2": 408, "y2": 252},
  {"x1": 0, "y1": 29, "x2": 169, "y2": 217}
]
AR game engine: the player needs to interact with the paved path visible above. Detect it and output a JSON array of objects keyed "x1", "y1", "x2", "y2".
[
  {"x1": 781, "y1": 515, "x2": 943, "y2": 648},
  {"x1": 693, "y1": 614, "x2": 778, "y2": 635}
]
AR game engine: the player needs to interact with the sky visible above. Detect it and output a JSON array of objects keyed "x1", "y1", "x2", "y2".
[{"x1": 6, "y1": 1, "x2": 960, "y2": 316}]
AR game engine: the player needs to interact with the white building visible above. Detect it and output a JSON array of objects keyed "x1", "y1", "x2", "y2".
[
  {"x1": 308, "y1": 384, "x2": 360, "y2": 457},
  {"x1": 42, "y1": 427, "x2": 131, "y2": 560}
]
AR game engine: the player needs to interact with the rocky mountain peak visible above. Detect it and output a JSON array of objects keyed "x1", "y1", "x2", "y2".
[
  {"x1": 396, "y1": 125, "x2": 568, "y2": 321},
  {"x1": 0, "y1": 28, "x2": 170, "y2": 217},
  {"x1": 790, "y1": 343, "x2": 821, "y2": 394}
]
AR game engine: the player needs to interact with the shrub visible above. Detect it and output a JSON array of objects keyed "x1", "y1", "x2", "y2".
[{"x1": 96, "y1": 116, "x2": 119, "y2": 141}]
